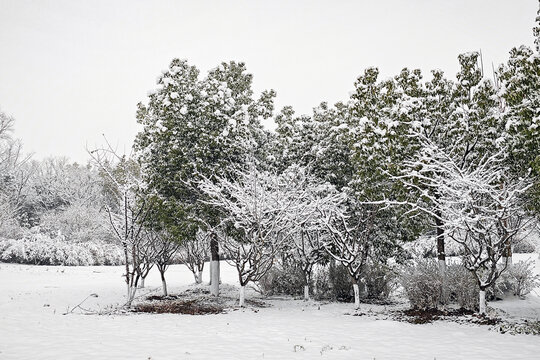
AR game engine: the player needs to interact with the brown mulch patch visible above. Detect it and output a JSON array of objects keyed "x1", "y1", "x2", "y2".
[
  {"x1": 134, "y1": 298, "x2": 225, "y2": 315},
  {"x1": 145, "y1": 294, "x2": 181, "y2": 301},
  {"x1": 394, "y1": 307, "x2": 501, "y2": 325},
  {"x1": 245, "y1": 298, "x2": 270, "y2": 308},
  {"x1": 471, "y1": 314, "x2": 502, "y2": 326}
]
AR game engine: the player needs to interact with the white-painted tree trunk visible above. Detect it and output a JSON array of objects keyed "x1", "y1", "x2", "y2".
[
  {"x1": 479, "y1": 290, "x2": 486, "y2": 315},
  {"x1": 303, "y1": 285, "x2": 309, "y2": 301},
  {"x1": 210, "y1": 260, "x2": 220, "y2": 296},
  {"x1": 239, "y1": 285, "x2": 246, "y2": 307},
  {"x1": 438, "y1": 259, "x2": 446, "y2": 276},
  {"x1": 353, "y1": 283, "x2": 360, "y2": 309},
  {"x1": 162, "y1": 279, "x2": 168, "y2": 296},
  {"x1": 139, "y1": 277, "x2": 145, "y2": 288},
  {"x1": 439, "y1": 259, "x2": 447, "y2": 306},
  {"x1": 197, "y1": 270, "x2": 203, "y2": 284},
  {"x1": 126, "y1": 285, "x2": 137, "y2": 307}
]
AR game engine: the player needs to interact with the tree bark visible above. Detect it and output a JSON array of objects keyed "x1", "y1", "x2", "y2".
[
  {"x1": 239, "y1": 285, "x2": 246, "y2": 307},
  {"x1": 302, "y1": 270, "x2": 310, "y2": 301},
  {"x1": 209, "y1": 261, "x2": 212, "y2": 285},
  {"x1": 162, "y1": 279, "x2": 168, "y2": 296},
  {"x1": 435, "y1": 213, "x2": 446, "y2": 275},
  {"x1": 503, "y1": 242, "x2": 513, "y2": 267},
  {"x1": 160, "y1": 271, "x2": 168, "y2": 296},
  {"x1": 126, "y1": 285, "x2": 137, "y2": 307},
  {"x1": 210, "y1": 233, "x2": 220, "y2": 296},
  {"x1": 194, "y1": 270, "x2": 202, "y2": 284}
]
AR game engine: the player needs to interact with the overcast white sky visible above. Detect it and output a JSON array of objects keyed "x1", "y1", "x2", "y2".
[{"x1": 0, "y1": 0, "x2": 537, "y2": 164}]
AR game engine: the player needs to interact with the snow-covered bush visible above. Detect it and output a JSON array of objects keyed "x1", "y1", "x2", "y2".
[
  {"x1": 0, "y1": 222, "x2": 24, "y2": 241},
  {"x1": 496, "y1": 260, "x2": 540, "y2": 297},
  {"x1": 83, "y1": 241, "x2": 126, "y2": 266},
  {"x1": 39, "y1": 204, "x2": 114, "y2": 244},
  {"x1": 0, "y1": 232, "x2": 124, "y2": 266},
  {"x1": 312, "y1": 262, "x2": 353, "y2": 302},
  {"x1": 400, "y1": 258, "x2": 443, "y2": 309},
  {"x1": 513, "y1": 239, "x2": 536, "y2": 254},
  {"x1": 362, "y1": 263, "x2": 398, "y2": 301},
  {"x1": 312, "y1": 264, "x2": 332, "y2": 300},
  {"x1": 446, "y1": 262, "x2": 478, "y2": 310},
  {"x1": 259, "y1": 262, "x2": 305, "y2": 297}
]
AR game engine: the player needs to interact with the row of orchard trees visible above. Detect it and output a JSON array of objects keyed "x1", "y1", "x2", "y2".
[{"x1": 123, "y1": 12, "x2": 540, "y2": 312}]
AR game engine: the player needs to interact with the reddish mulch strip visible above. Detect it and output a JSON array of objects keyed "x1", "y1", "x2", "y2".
[{"x1": 134, "y1": 299, "x2": 225, "y2": 315}]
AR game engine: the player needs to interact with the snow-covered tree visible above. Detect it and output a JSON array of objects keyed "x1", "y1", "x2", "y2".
[
  {"x1": 316, "y1": 188, "x2": 399, "y2": 309},
  {"x1": 497, "y1": 41, "x2": 540, "y2": 225},
  {"x1": 310, "y1": 102, "x2": 354, "y2": 189},
  {"x1": 280, "y1": 166, "x2": 329, "y2": 300},
  {"x1": 199, "y1": 163, "x2": 296, "y2": 306},
  {"x1": 135, "y1": 59, "x2": 276, "y2": 296},
  {"x1": 147, "y1": 229, "x2": 180, "y2": 296},
  {"x1": 401, "y1": 138, "x2": 532, "y2": 314},
  {"x1": 0, "y1": 110, "x2": 32, "y2": 230},
  {"x1": 89, "y1": 144, "x2": 151, "y2": 307},
  {"x1": 177, "y1": 229, "x2": 209, "y2": 284},
  {"x1": 348, "y1": 55, "x2": 506, "y2": 275}
]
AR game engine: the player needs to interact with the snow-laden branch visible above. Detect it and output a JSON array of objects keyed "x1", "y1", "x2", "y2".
[{"x1": 198, "y1": 162, "x2": 309, "y2": 306}]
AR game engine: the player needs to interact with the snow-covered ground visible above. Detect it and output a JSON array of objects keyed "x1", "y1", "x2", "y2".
[{"x1": 1, "y1": 255, "x2": 539, "y2": 360}]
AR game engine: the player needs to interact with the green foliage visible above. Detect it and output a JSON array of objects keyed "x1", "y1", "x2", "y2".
[
  {"x1": 498, "y1": 44, "x2": 540, "y2": 217},
  {"x1": 135, "y1": 59, "x2": 276, "y2": 239}
]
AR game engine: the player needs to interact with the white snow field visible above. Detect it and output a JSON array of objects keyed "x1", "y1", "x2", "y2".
[{"x1": 1, "y1": 255, "x2": 539, "y2": 360}]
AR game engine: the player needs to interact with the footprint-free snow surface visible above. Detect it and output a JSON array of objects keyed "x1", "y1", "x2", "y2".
[{"x1": 1, "y1": 256, "x2": 539, "y2": 360}]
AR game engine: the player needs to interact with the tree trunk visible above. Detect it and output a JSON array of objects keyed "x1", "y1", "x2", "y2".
[
  {"x1": 503, "y1": 243, "x2": 513, "y2": 267},
  {"x1": 194, "y1": 270, "x2": 202, "y2": 284},
  {"x1": 239, "y1": 285, "x2": 246, "y2": 307},
  {"x1": 162, "y1": 279, "x2": 168, "y2": 296},
  {"x1": 352, "y1": 280, "x2": 360, "y2": 310},
  {"x1": 435, "y1": 212, "x2": 447, "y2": 306},
  {"x1": 210, "y1": 233, "x2": 220, "y2": 296},
  {"x1": 160, "y1": 271, "x2": 168, "y2": 296},
  {"x1": 479, "y1": 289, "x2": 486, "y2": 315},
  {"x1": 302, "y1": 270, "x2": 310, "y2": 301},
  {"x1": 139, "y1": 277, "x2": 145, "y2": 289},
  {"x1": 500, "y1": 184, "x2": 513, "y2": 267},
  {"x1": 435, "y1": 213, "x2": 446, "y2": 276},
  {"x1": 304, "y1": 285, "x2": 310, "y2": 301},
  {"x1": 126, "y1": 285, "x2": 137, "y2": 307}
]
